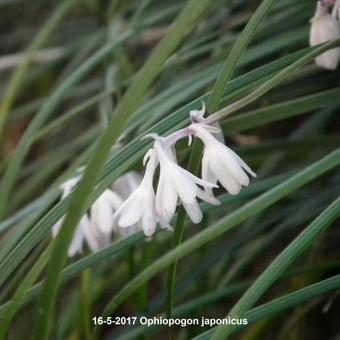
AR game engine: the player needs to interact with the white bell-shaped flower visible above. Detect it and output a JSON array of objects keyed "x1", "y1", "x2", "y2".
[
  {"x1": 310, "y1": 2, "x2": 340, "y2": 70},
  {"x1": 113, "y1": 153, "x2": 157, "y2": 237},
  {"x1": 53, "y1": 177, "x2": 123, "y2": 257},
  {"x1": 154, "y1": 140, "x2": 219, "y2": 226},
  {"x1": 190, "y1": 124, "x2": 256, "y2": 196}
]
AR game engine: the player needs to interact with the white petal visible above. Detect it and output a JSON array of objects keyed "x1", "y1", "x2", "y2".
[
  {"x1": 156, "y1": 172, "x2": 177, "y2": 219},
  {"x1": 210, "y1": 156, "x2": 241, "y2": 195},
  {"x1": 182, "y1": 200, "x2": 203, "y2": 223},
  {"x1": 220, "y1": 172, "x2": 241, "y2": 195},
  {"x1": 68, "y1": 225, "x2": 85, "y2": 257},
  {"x1": 81, "y1": 216, "x2": 101, "y2": 252},
  {"x1": 139, "y1": 188, "x2": 157, "y2": 236},
  {"x1": 117, "y1": 195, "x2": 143, "y2": 228},
  {"x1": 91, "y1": 198, "x2": 114, "y2": 234},
  {"x1": 217, "y1": 147, "x2": 250, "y2": 186},
  {"x1": 310, "y1": 6, "x2": 340, "y2": 70},
  {"x1": 168, "y1": 167, "x2": 197, "y2": 204},
  {"x1": 113, "y1": 184, "x2": 144, "y2": 228},
  {"x1": 202, "y1": 152, "x2": 218, "y2": 197},
  {"x1": 316, "y1": 49, "x2": 340, "y2": 70},
  {"x1": 141, "y1": 205, "x2": 157, "y2": 236}
]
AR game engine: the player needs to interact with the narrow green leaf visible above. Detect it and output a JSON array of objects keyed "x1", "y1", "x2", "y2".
[
  {"x1": 0, "y1": 246, "x2": 51, "y2": 340},
  {"x1": 195, "y1": 274, "x2": 340, "y2": 339},
  {"x1": 211, "y1": 196, "x2": 340, "y2": 339},
  {"x1": 207, "y1": 0, "x2": 277, "y2": 113}
]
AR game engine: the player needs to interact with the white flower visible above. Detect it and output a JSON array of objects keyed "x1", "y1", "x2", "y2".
[
  {"x1": 310, "y1": 1, "x2": 340, "y2": 70},
  {"x1": 53, "y1": 177, "x2": 123, "y2": 257},
  {"x1": 113, "y1": 153, "x2": 157, "y2": 237},
  {"x1": 190, "y1": 123, "x2": 256, "y2": 196},
  {"x1": 154, "y1": 140, "x2": 219, "y2": 226}
]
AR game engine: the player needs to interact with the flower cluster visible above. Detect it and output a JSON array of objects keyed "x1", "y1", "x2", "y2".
[
  {"x1": 310, "y1": 0, "x2": 340, "y2": 70},
  {"x1": 53, "y1": 103, "x2": 256, "y2": 256},
  {"x1": 114, "y1": 103, "x2": 256, "y2": 236},
  {"x1": 52, "y1": 172, "x2": 142, "y2": 257}
]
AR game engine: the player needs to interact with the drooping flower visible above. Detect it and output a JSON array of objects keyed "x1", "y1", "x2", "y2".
[
  {"x1": 113, "y1": 101, "x2": 257, "y2": 236},
  {"x1": 113, "y1": 152, "x2": 158, "y2": 237},
  {"x1": 189, "y1": 123, "x2": 256, "y2": 196},
  {"x1": 153, "y1": 139, "x2": 219, "y2": 227},
  {"x1": 53, "y1": 177, "x2": 123, "y2": 257},
  {"x1": 310, "y1": 1, "x2": 340, "y2": 70}
]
